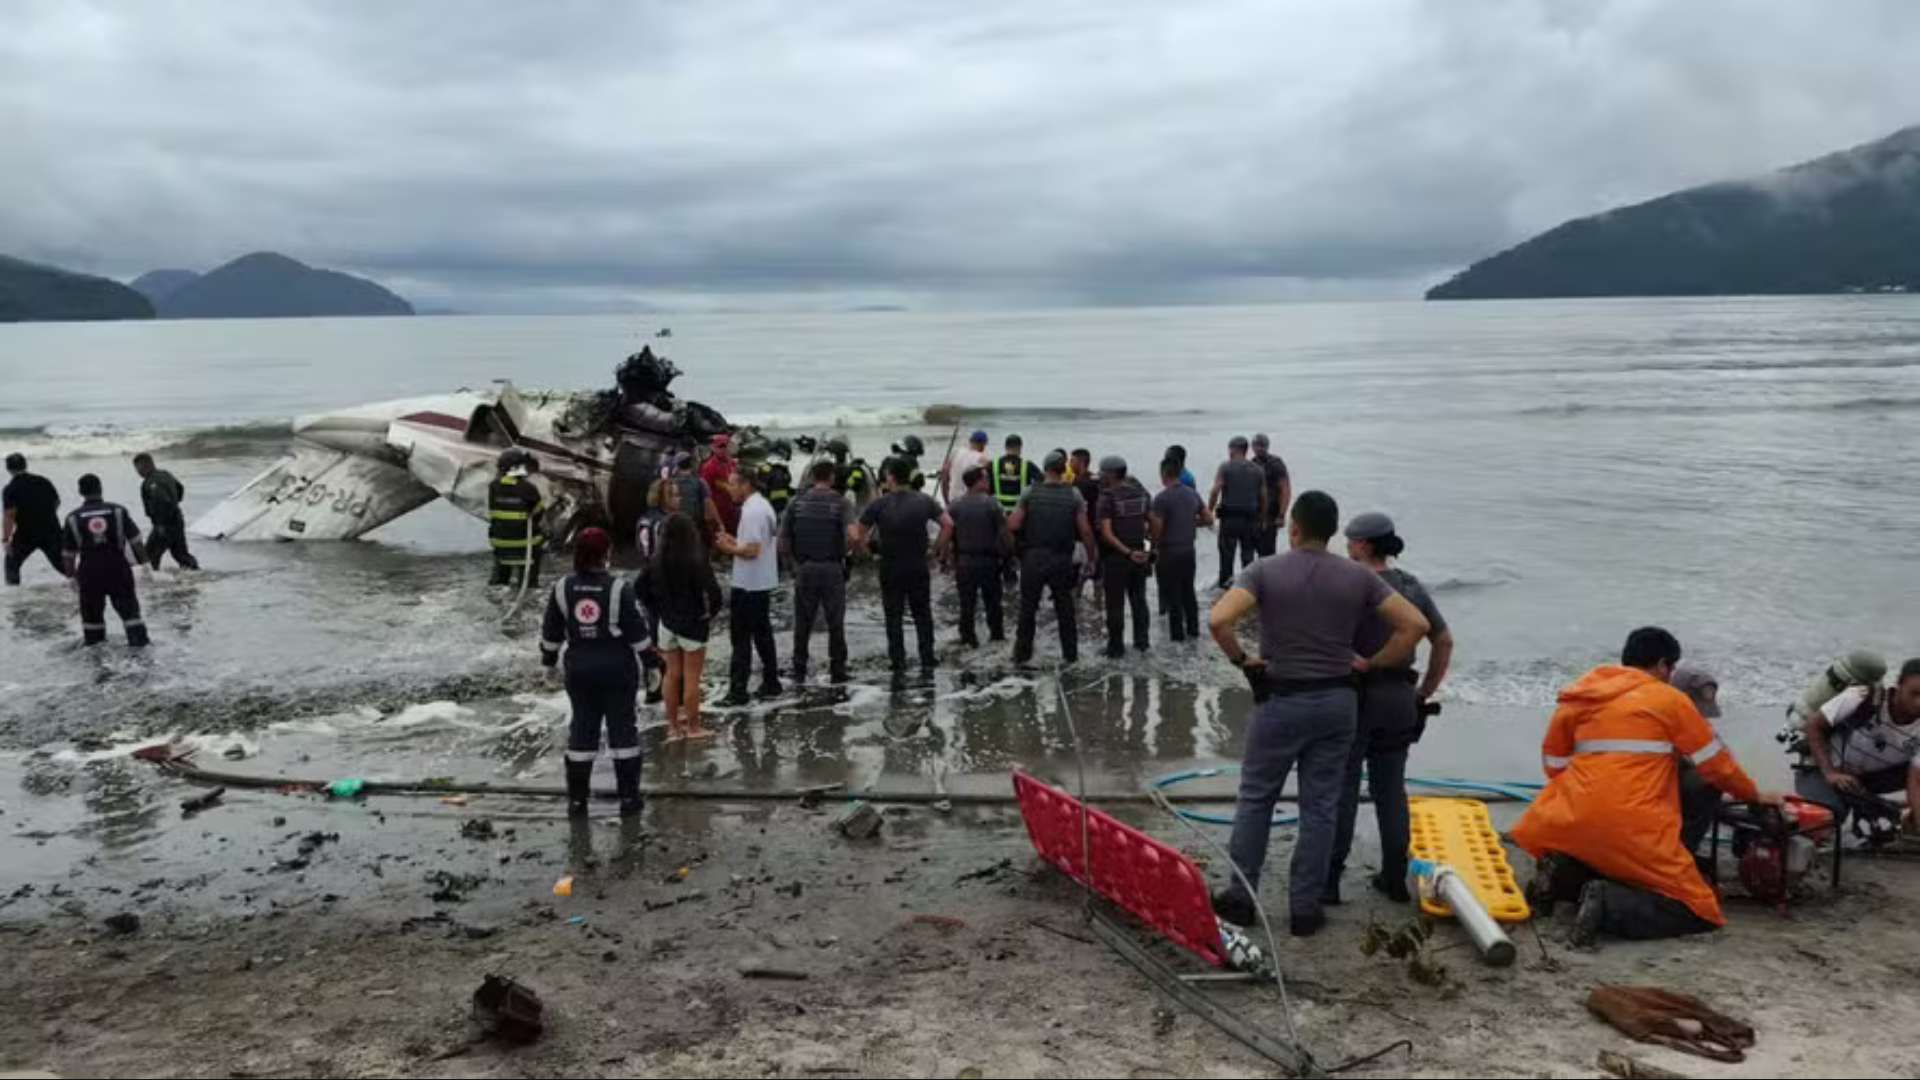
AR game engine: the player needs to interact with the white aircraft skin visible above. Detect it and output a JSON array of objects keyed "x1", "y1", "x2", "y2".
[{"x1": 191, "y1": 383, "x2": 630, "y2": 543}]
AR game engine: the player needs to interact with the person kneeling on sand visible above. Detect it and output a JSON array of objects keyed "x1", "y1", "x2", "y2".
[{"x1": 1513, "y1": 628, "x2": 1785, "y2": 949}]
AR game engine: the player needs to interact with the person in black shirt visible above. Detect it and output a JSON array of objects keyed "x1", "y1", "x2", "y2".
[
  {"x1": 62, "y1": 473, "x2": 149, "y2": 647},
  {"x1": 1095, "y1": 455, "x2": 1154, "y2": 657},
  {"x1": 855, "y1": 459, "x2": 953, "y2": 682},
  {"x1": 783, "y1": 460, "x2": 855, "y2": 685},
  {"x1": 947, "y1": 465, "x2": 1011, "y2": 647},
  {"x1": 1008, "y1": 451, "x2": 1099, "y2": 666},
  {"x1": 133, "y1": 452, "x2": 201, "y2": 571},
  {"x1": 636, "y1": 513, "x2": 726, "y2": 741},
  {"x1": 4, "y1": 453, "x2": 68, "y2": 586}
]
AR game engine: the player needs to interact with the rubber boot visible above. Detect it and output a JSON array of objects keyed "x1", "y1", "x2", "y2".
[
  {"x1": 565, "y1": 760, "x2": 593, "y2": 820},
  {"x1": 614, "y1": 757, "x2": 644, "y2": 818}
]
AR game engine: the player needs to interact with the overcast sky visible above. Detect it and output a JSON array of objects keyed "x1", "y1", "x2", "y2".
[{"x1": 6, "y1": 0, "x2": 1920, "y2": 312}]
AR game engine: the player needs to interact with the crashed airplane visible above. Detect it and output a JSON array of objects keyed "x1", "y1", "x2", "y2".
[{"x1": 190, "y1": 349, "x2": 726, "y2": 548}]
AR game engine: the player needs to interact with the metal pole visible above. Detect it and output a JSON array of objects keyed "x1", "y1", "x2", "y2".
[{"x1": 1432, "y1": 866, "x2": 1517, "y2": 968}]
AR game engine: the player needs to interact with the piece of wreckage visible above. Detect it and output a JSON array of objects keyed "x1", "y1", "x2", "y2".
[{"x1": 191, "y1": 349, "x2": 728, "y2": 550}]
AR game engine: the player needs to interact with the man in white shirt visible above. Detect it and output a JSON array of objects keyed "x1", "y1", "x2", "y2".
[
  {"x1": 1795, "y1": 657, "x2": 1920, "y2": 832},
  {"x1": 715, "y1": 468, "x2": 782, "y2": 707},
  {"x1": 939, "y1": 430, "x2": 993, "y2": 506}
]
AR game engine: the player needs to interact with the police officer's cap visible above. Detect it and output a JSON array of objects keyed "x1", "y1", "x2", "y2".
[
  {"x1": 1099, "y1": 454, "x2": 1127, "y2": 475},
  {"x1": 1343, "y1": 512, "x2": 1397, "y2": 541},
  {"x1": 1043, "y1": 450, "x2": 1069, "y2": 474}
]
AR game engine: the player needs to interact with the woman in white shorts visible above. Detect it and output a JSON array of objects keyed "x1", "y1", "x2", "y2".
[{"x1": 637, "y1": 512, "x2": 725, "y2": 741}]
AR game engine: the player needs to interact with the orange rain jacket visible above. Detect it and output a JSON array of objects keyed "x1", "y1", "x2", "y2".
[{"x1": 1511, "y1": 665, "x2": 1758, "y2": 925}]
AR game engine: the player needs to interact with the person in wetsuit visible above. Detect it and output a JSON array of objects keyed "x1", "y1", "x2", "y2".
[
  {"x1": 134, "y1": 452, "x2": 200, "y2": 571},
  {"x1": 541, "y1": 527, "x2": 656, "y2": 819}
]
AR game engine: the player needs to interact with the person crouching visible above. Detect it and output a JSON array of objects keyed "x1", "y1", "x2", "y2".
[{"x1": 541, "y1": 527, "x2": 655, "y2": 819}]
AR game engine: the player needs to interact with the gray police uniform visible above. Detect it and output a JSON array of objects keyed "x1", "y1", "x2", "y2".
[
  {"x1": 1215, "y1": 458, "x2": 1264, "y2": 588},
  {"x1": 949, "y1": 491, "x2": 1008, "y2": 645},
  {"x1": 1096, "y1": 476, "x2": 1153, "y2": 656},
  {"x1": 782, "y1": 486, "x2": 851, "y2": 681},
  {"x1": 1013, "y1": 482, "x2": 1084, "y2": 664}
]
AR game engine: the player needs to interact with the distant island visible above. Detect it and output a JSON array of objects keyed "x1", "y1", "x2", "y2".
[
  {"x1": 132, "y1": 252, "x2": 414, "y2": 319},
  {"x1": 0, "y1": 255, "x2": 155, "y2": 323},
  {"x1": 1430, "y1": 125, "x2": 1920, "y2": 301}
]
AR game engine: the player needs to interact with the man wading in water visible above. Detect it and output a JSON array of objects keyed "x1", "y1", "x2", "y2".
[{"x1": 1208, "y1": 491, "x2": 1429, "y2": 937}]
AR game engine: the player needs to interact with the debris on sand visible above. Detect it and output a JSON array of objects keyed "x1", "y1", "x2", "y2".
[
  {"x1": 103, "y1": 913, "x2": 141, "y2": 936},
  {"x1": 427, "y1": 871, "x2": 486, "y2": 905},
  {"x1": 644, "y1": 890, "x2": 708, "y2": 913},
  {"x1": 460, "y1": 819, "x2": 497, "y2": 841},
  {"x1": 1598, "y1": 1051, "x2": 1690, "y2": 1080},
  {"x1": 472, "y1": 975, "x2": 545, "y2": 1045},
  {"x1": 737, "y1": 960, "x2": 811, "y2": 982},
  {"x1": 835, "y1": 802, "x2": 884, "y2": 841},
  {"x1": 180, "y1": 788, "x2": 225, "y2": 818}
]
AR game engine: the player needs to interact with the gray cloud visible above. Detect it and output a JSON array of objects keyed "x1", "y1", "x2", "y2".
[{"x1": 5, "y1": 0, "x2": 1920, "y2": 311}]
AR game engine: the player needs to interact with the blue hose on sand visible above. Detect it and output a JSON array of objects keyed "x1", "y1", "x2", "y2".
[{"x1": 1146, "y1": 767, "x2": 1540, "y2": 826}]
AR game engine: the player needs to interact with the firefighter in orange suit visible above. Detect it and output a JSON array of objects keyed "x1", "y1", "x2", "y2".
[{"x1": 1512, "y1": 627, "x2": 1783, "y2": 949}]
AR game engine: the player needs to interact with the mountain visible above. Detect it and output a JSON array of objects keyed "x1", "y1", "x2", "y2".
[
  {"x1": 152, "y1": 252, "x2": 414, "y2": 319},
  {"x1": 0, "y1": 255, "x2": 155, "y2": 323},
  {"x1": 1429, "y1": 126, "x2": 1920, "y2": 301},
  {"x1": 129, "y1": 269, "x2": 202, "y2": 305}
]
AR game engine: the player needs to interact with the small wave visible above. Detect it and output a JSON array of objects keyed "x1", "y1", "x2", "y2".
[
  {"x1": 733, "y1": 402, "x2": 1202, "y2": 432},
  {"x1": 1426, "y1": 568, "x2": 1522, "y2": 592},
  {"x1": 1515, "y1": 395, "x2": 1920, "y2": 419},
  {"x1": 0, "y1": 420, "x2": 290, "y2": 461}
]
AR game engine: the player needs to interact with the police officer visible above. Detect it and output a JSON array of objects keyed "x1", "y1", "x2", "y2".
[
  {"x1": 1095, "y1": 455, "x2": 1154, "y2": 657},
  {"x1": 5, "y1": 453, "x2": 68, "y2": 586},
  {"x1": 949, "y1": 465, "x2": 1011, "y2": 647},
  {"x1": 540, "y1": 527, "x2": 657, "y2": 819},
  {"x1": 62, "y1": 473, "x2": 149, "y2": 647},
  {"x1": 133, "y1": 452, "x2": 200, "y2": 571},
  {"x1": 1209, "y1": 436, "x2": 1268, "y2": 590},
  {"x1": 488, "y1": 449, "x2": 547, "y2": 587},
  {"x1": 782, "y1": 459, "x2": 853, "y2": 685},
  {"x1": 992, "y1": 434, "x2": 1043, "y2": 513},
  {"x1": 1251, "y1": 434, "x2": 1292, "y2": 558},
  {"x1": 855, "y1": 458, "x2": 953, "y2": 683},
  {"x1": 1008, "y1": 451, "x2": 1098, "y2": 665}
]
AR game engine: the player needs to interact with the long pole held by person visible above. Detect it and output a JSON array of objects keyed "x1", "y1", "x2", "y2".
[{"x1": 937, "y1": 422, "x2": 964, "y2": 507}]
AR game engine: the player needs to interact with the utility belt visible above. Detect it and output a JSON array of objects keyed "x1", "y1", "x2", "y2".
[
  {"x1": 1218, "y1": 506, "x2": 1258, "y2": 521},
  {"x1": 1024, "y1": 541, "x2": 1076, "y2": 558},
  {"x1": 795, "y1": 554, "x2": 846, "y2": 566},
  {"x1": 1360, "y1": 667, "x2": 1419, "y2": 686},
  {"x1": 958, "y1": 549, "x2": 1003, "y2": 563},
  {"x1": 1262, "y1": 674, "x2": 1360, "y2": 699}
]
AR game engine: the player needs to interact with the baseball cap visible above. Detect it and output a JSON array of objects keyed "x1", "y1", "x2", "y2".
[
  {"x1": 1670, "y1": 661, "x2": 1722, "y2": 719},
  {"x1": 1099, "y1": 454, "x2": 1127, "y2": 475},
  {"x1": 1253, "y1": 433, "x2": 1271, "y2": 448},
  {"x1": 970, "y1": 430, "x2": 988, "y2": 444},
  {"x1": 1344, "y1": 512, "x2": 1396, "y2": 541},
  {"x1": 1043, "y1": 449, "x2": 1069, "y2": 473},
  {"x1": 1229, "y1": 435, "x2": 1249, "y2": 450}
]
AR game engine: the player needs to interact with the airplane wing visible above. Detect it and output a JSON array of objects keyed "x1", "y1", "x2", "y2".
[{"x1": 190, "y1": 441, "x2": 438, "y2": 541}]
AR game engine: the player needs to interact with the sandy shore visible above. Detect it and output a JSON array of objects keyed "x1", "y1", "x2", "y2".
[{"x1": 3, "y1": 772, "x2": 1919, "y2": 1080}]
